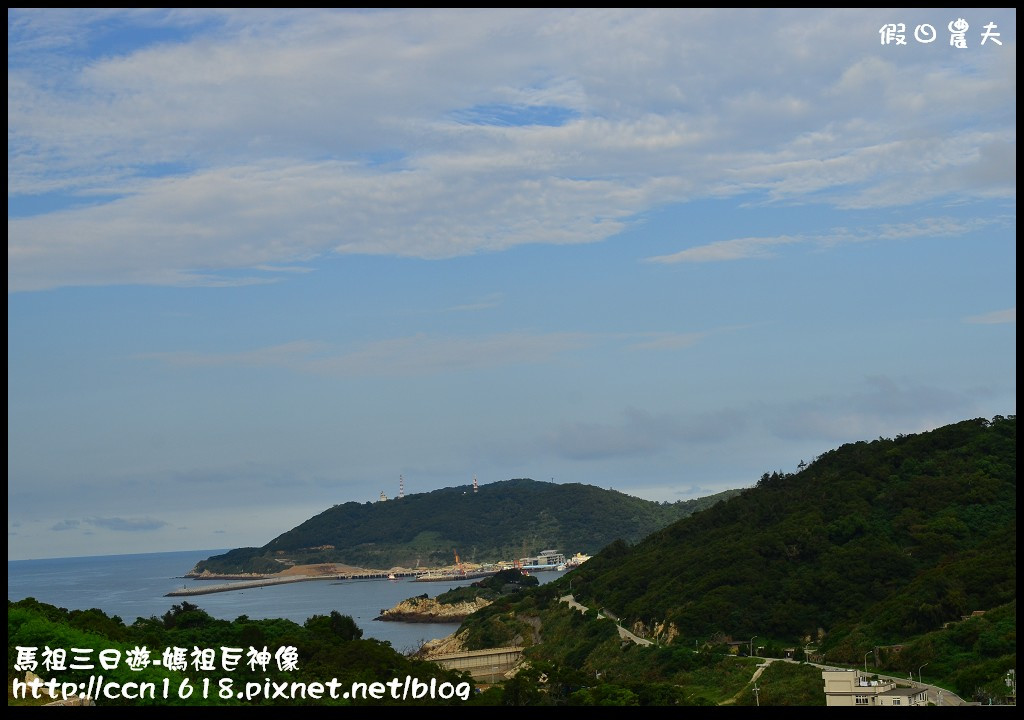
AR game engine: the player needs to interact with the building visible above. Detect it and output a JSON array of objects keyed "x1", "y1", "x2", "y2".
[
  {"x1": 822, "y1": 669, "x2": 929, "y2": 706},
  {"x1": 518, "y1": 549, "x2": 566, "y2": 570}
]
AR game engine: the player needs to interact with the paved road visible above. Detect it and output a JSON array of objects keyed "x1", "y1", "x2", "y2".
[{"x1": 559, "y1": 595, "x2": 652, "y2": 646}]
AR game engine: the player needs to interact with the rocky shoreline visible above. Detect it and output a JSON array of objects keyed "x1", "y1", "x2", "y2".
[{"x1": 375, "y1": 595, "x2": 492, "y2": 623}]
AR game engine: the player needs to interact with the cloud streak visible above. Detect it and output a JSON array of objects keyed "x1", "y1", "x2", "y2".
[
  {"x1": 139, "y1": 326, "x2": 733, "y2": 377},
  {"x1": 544, "y1": 408, "x2": 747, "y2": 461},
  {"x1": 87, "y1": 517, "x2": 169, "y2": 532},
  {"x1": 767, "y1": 376, "x2": 984, "y2": 443},
  {"x1": 50, "y1": 517, "x2": 168, "y2": 533},
  {"x1": 965, "y1": 308, "x2": 1015, "y2": 324},
  {"x1": 140, "y1": 333, "x2": 591, "y2": 377},
  {"x1": 645, "y1": 216, "x2": 1011, "y2": 264}
]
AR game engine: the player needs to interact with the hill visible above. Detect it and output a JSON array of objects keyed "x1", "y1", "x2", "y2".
[
  {"x1": 192, "y1": 479, "x2": 741, "y2": 574},
  {"x1": 566, "y1": 415, "x2": 1015, "y2": 647},
  {"x1": 454, "y1": 416, "x2": 1015, "y2": 702}
]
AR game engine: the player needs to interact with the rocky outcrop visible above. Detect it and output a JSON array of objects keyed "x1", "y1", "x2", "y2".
[
  {"x1": 375, "y1": 595, "x2": 492, "y2": 623},
  {"x1": 416, "y1": 629, "x2": 471, "y2": 659}
]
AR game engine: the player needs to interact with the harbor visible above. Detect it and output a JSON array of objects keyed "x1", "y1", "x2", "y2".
[{"x1": 168, "y1": 550, "x2": 590, "y2": 596}]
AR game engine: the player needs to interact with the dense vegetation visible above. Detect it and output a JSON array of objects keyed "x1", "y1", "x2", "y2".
[
  {"x1": 434, "y1": 569, "x2": 539, "y2": 606},
  {"x1": 193, "y1": 479, "x2": 740, "y2": 573},
  {"x1": 731, "y1": 661, "x2": 826, "y2": 706},
  {"x1": 458, "y1": 587, "x2": 764, "y2": 706},
  {"x1": 567, "y1": 417, "x2": 1014, "y2": 644},
  {"x1": 456, "y1": 416, "x2": 1016, "y2": 703},
  {"x1": 8, "y1": 598, "x2": 471, "y2": 706}
]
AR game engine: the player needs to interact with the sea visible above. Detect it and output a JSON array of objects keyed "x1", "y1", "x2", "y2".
[{"x1": 7, "y1": 549, "x2": 567, "y2": 654}]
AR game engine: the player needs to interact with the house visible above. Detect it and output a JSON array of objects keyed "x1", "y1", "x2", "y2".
[{"x1": 822, "y1": 669, "x2": 929, "y2": 706}]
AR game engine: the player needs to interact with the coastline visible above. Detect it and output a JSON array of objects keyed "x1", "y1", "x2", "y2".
[{"x1": 374, "y1": 595, "x2": 492, "y2": 623}]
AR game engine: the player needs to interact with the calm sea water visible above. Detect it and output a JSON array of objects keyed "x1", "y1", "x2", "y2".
[{"x1": 7, "y1": 549, "x2": 566, "y2": 653}]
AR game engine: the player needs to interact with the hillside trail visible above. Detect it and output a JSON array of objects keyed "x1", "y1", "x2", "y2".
[{"x1": 719, "y1": 658, "x2": 774, "y2": 705}]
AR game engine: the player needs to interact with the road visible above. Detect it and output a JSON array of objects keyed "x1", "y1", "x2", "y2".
[
  {"x1": 559, "y1": 597, "x2": 968, "y2": 705},
  {"x1": 559, "y1": 595, "x2": 652, "y2": 646}
]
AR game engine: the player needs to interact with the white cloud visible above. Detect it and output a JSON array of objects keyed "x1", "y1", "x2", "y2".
[{"x1": 7, "y1": 9, "x2": 1016, "y2": 291}]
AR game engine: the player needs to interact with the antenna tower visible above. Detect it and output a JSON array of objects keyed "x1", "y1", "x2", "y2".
[
  {"x1": 473, "y1": 475, "x2": 478, "y2": 493},
  {"x1": 399, "y1": 474, "x2": 405, "y2": 499}
]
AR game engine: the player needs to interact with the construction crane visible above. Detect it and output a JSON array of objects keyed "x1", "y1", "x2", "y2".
[{"x1": 453, "y1": 549, "x2": 465, "y2": 576}]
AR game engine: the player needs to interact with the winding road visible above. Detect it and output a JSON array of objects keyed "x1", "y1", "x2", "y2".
[
  {"x1": 559, "y1": 595, "x2": 968, "y2": 705},
  {"x1": 559, "y1": 594, "x2": 652, "y2": 646}
]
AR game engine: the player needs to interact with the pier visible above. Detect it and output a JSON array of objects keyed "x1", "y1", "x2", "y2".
[{"x1": 166, "y1": 570, "x2": 421, "y2": 597}]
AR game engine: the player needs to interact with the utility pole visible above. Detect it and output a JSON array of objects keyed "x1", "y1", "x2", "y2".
[{"x1": 753, "y1": 683, "x2": 760, "y2": 707}]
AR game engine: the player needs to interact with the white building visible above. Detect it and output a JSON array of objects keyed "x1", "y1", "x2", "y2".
[{"x1": 822, "y1": 669, "x2": 929, "y2": 706}]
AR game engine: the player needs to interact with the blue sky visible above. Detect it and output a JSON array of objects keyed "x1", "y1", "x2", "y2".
[{"x1": 8, "y1": 9, "x2": 1016, "y2": 560}]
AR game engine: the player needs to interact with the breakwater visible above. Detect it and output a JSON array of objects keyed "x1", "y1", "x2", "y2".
[{"x1": 166, "y1": 570, "x2": 421, "y2": 597}]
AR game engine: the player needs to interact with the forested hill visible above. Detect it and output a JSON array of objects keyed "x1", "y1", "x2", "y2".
[
  {"x1": 193, "y1": 479, "x2": 741, "y2": 574},
  {"x1": 564, "y1": 415, "x2": 1016, "y2": 653}
]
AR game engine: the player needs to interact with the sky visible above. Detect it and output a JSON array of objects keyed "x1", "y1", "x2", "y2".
[{"x1": 7, "y1": 8, "x2": 1016, "y2": 561}]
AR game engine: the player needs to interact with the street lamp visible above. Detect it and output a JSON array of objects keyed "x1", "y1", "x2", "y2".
[
  {"x1": 864, "y1": 651, "x2": 872, "y2": 673},
  {"x1": 918, "y1": 663, "x2": 928, "y2": 686},
  {"x1": 749, "y1": 636, "x2": 757, "y2": 657}
]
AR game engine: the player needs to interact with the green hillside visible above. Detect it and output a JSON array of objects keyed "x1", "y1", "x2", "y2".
[
  {"x1": 456, "y1": 416, "x2": 1015, "y2": 702},
  {"x1": 566, "y1": 416, "x2": 1015, "y2": 647},
  {"x1": 193, "y1": 479, "x2": 740, "y2": 573}
]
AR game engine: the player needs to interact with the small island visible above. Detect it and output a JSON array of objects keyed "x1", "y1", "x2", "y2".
[{"x1": 376, "y1": 569, "x2": 539, "y2": 623}]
